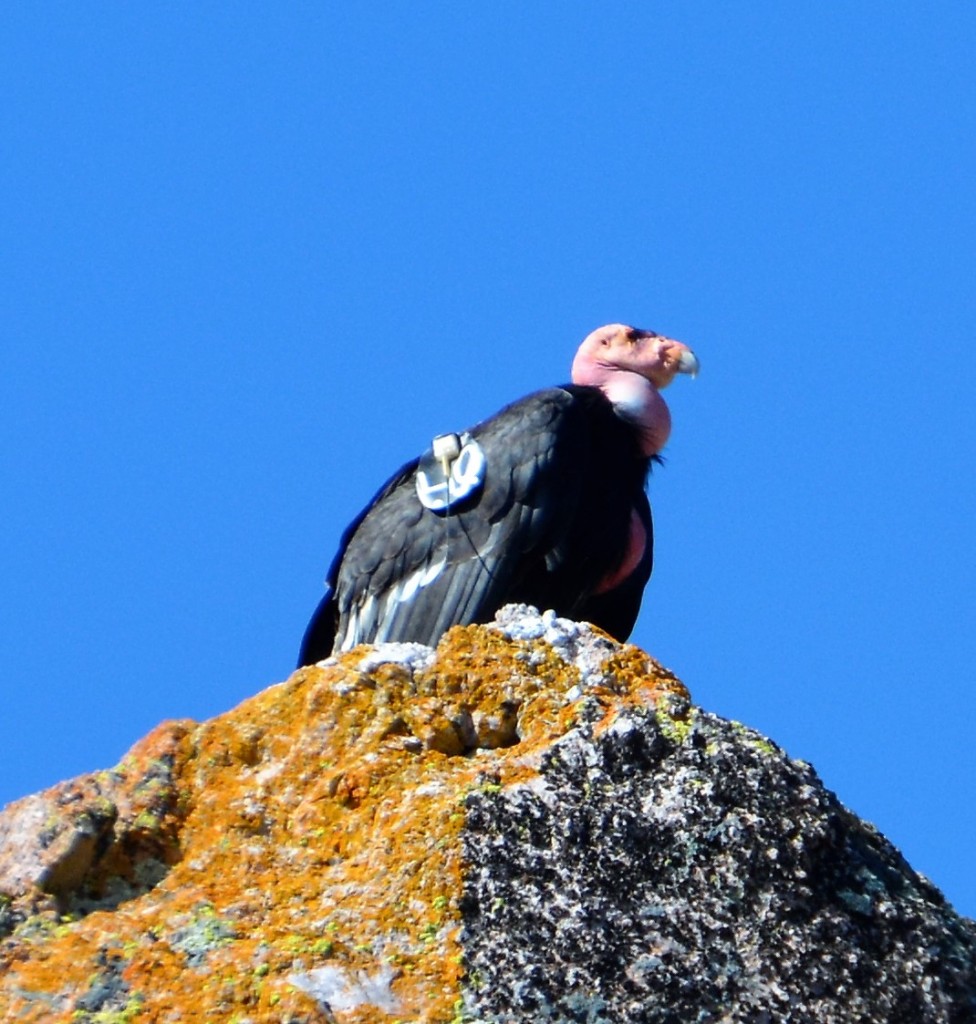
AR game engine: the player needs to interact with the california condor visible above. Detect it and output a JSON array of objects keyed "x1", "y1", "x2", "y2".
[{"x1": 298, "y1": 323, "x2": 698, "y2": 664}]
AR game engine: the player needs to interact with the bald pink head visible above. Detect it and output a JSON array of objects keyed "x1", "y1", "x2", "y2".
[{"x1": 571, "y1": 323, "x2": 698, "y2": 456}]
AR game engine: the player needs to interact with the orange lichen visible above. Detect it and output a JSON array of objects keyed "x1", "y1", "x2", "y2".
[{"x1": 0, "y1": 622, "x2": 688, "y2": 1023}]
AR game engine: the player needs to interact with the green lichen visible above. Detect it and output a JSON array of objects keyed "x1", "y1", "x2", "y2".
[
  {"x1": 169, "y1": 903, "x2": 237, "y2": 965},
  {"x1": 131, "y1": 811, "x2": 161, "y2": 832},
  {"x1": 89, "y1": 797, "x2": 116, "y2": 818},
  {"x1": 71, "y1": 992, "x2": 144, "y2": 1023},
  {"x1": 449, "y1": 996, "x2": 481, "y2": 1024},
  {"x1": 12, "y1": 911, "x2": 61, "y2": 943},
  {"x1": 731, "y1": 721, "x2": 778, "y2": 757},
  {"x1": 655, "y1": 699, "x2": 695, "y2": 746}
]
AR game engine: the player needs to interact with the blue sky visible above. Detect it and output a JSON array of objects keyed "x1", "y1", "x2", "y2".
[{"x1": 3, "y1": 6, "x2": 975, "y2": 917}]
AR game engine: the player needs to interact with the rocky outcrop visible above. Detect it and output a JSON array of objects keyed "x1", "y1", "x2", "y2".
[{"x1": 1, "y1": 606, "x2": 974, "y2": 1023}]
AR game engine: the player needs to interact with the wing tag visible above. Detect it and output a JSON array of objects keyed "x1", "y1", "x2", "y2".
[{"x1": 416, "y1": 432, "x2": 486, "y2": 512}]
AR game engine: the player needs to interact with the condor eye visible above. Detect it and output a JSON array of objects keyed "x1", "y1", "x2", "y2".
[{"x1": 627, "y1": 328, "x2": 656, "y2": 342}]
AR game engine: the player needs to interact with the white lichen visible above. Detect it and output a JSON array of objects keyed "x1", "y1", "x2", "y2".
[
  {"x1": 490, "y1": 604, "x2": 617, "y2": 687},
  {"x1": 357, "y1": 642, "x2": 435, "y2": 675},
  {"x1": 288, "y1": 962, "x2": 399, "y2": 1013}
]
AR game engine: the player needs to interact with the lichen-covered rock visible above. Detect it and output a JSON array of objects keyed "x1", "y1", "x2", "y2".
[{"x1": 0, "y1": 606, "x2": 973, "y2": 1023}]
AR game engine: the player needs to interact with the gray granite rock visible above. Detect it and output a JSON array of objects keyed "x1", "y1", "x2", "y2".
[{"x1": 459, "y1": 692, "x2": 976, "y2": 1023}]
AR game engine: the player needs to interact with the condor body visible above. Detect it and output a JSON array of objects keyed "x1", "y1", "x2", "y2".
[{"x1": 298, "y1": 324, "x2": 697, "y2": 664}]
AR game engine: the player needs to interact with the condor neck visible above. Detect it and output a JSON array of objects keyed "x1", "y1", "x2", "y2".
[{"x1": 598, "y1": 371, "x2": 672, "y2": 457}]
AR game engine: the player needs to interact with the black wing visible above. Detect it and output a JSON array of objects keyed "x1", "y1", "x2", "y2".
[
  {"x1": 297, "y1": 457, "x2": 419, "y2": 664},
  {"x1": 298, "y1": 386, "x2": 649, "y2": 663}
]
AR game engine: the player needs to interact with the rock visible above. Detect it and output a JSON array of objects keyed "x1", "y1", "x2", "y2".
[{"x1": 0, "y1": 605, "x2": 973, "y2": 1023}]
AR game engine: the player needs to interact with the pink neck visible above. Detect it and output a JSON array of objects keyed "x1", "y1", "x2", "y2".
[{"x1": 572, "y1": 360, "x2": 671, "y2": 456}]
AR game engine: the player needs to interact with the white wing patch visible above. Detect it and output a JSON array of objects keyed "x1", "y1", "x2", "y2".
[
  {"x1": 398, "y1": 557, "x2": 447, "y2": 604},
  {"x1": 341, "y1": 607, "x2": 360, "y2": 652},
  {"x1": 340, "y1": 558, "x2": 449, "y2": 651},
  {"x1": 358, "y1": 593, "x2": 376, "y2": 629}
]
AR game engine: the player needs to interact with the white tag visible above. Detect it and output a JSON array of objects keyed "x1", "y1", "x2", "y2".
[{"x1": 416, "y1": 432, "x2": 486, "y2": 511}]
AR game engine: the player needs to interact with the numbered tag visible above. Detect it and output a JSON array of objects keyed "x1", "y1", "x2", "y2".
[{"x1": 416, "y1": 432, "x2": 486, "y2": 512}]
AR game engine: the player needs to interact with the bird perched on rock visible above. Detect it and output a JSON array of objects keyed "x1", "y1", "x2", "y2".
[{"x1": 298, "y1": 324, "x2": 698, "y2": 664}]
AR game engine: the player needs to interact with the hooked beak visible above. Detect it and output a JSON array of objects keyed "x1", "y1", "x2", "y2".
[{"x1": 676, "y1": 348, "x2": 700, "y2": 378}]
